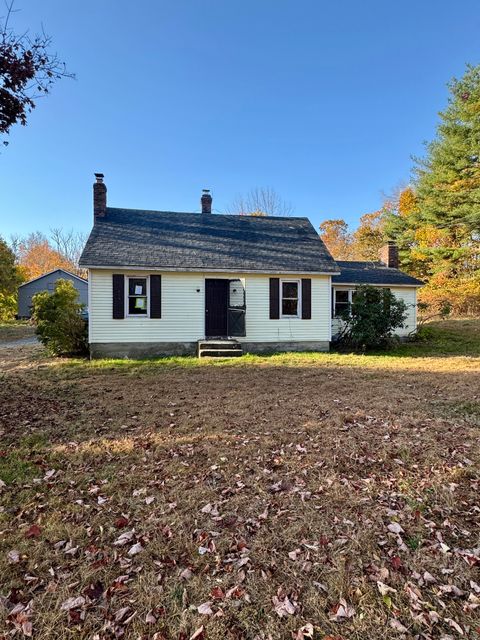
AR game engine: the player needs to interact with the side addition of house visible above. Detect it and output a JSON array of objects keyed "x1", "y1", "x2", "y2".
[{"x1": 332, "y1": 245, "x2": 423, "y2": 339}]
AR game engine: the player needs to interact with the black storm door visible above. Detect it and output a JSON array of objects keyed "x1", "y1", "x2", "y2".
[{"x1": 205, "y1": 279, "x2": 229, "y2": 337}]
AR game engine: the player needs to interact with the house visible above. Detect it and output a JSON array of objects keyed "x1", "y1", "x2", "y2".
[
  {"x1": 79, "y1": 175, "x2": 422, "y2": 358},
  {"x1": 17, "y1": 269, "x2": 88, "y2": 319}
]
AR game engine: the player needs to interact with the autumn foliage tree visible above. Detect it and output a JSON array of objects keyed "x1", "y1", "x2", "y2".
[
  {"x1": 319, "y1": 213, "x2": 386, "y2": 261},
  {"x1": 351, "y1": 210, "x2": 386, "y2": 261},
  {"x1": 319, "y1": 219, "x2": 354, "y2": 259},
  {"x1": 15, "y1": 232, "x2": 76, "y2": 280}
]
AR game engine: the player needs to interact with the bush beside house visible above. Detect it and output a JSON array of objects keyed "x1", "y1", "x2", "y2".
[
  {"x1": 335, "y1": 285, "x2": 408, "y2": 350},
  {"x1": 32, "y1": 279, "x2": 87, "y2": 356}
]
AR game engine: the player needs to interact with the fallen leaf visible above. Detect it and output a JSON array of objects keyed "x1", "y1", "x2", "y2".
[
  {"x1": 114, "y1": 516, "x2": 129, "y2": 528},
  {"x1": 7, "y1": 549, "x2": 20, "y2": 564},
  {"x1": 180, "y1": 567, "x2": 194, "y2": 580},
  {"x1": 439, "y1": 584, "x2": 464, "y2": 597},
  {"x1": 25, "y1": 525, "x2": 42, "y2": 538},
  {"x1": 83, "y1": 581, "x2": 103, "y2": 600},
  {"x1": 197, "y1": 601, "x2": 213, "y2": 615},
  {"x1": 288, "y1": 548, "x2": 302, "y2": 561},
  {"x1": 296, "y1": 623, "x2": 314, "y2": 638},
  {"x1": 189, "y1": 626, "x2": 205, "y2": 640},
  {"x1": 60, "y1": 596, "x2": 86, "y2": 611},
  {"x1": 272, "y1": 595, "x2": 297, "y2": 617},
  {"x1": 329, "y1": 599, "x2": 355, "y2": 622},
  {"x1": 423, "y1": 571, "x2": 436, "y2": 584},
  {"x1": 113, "y1": 529, "x2": 134, "y2": 546},
  {"x1": 387, "y1": 522, "x2": 404, "y2": 534},
  {"x1": 128, "y1": 542, "x2": 143, "y2": 556},
  {"x1": 211, "y1": 586, "x2": 225, "y2": 600},
  {"x1": 377, "y1": 581, "x2": 397, "y2": 596},
  {"x1": 445, "y1": 618, "x2": 464, "y2": 635},
  {"x1": 389, "y1": 619, "x2": 409, "y2": 634},
  {"x1": 114, "y1": 606, "x2": 131, "y2": 622}
]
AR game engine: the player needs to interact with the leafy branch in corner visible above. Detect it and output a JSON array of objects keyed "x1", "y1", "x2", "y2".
[{"x1": 0, "y1": 0, "x2": 74, "y2": 145}]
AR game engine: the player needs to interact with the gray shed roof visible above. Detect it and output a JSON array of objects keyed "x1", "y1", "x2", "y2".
[
  {"x1": 79, "y1": 208, "x2": 338, "y2": 274},
  {"x1": 333, "y1": 261, "x2": 423, "y2": 286},
  {"x1": 18, "y1": 268, "x2": 87, "y2": 288}
]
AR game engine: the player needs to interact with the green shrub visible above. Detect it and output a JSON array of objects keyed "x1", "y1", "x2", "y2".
[
  {"x1": 32, "y1": 279, "x2": 88, "y2": 356},
  {"x1": 0, "y1": 292, "x2": 17, "y2": 321},
  {"x1": 335, "y1": 285, "x2": 408, "y2": 351},
  {"x1": 413, "y1": 325, "x2": 438, "y2": 342}
]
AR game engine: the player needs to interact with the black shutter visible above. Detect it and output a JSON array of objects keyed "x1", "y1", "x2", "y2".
[
  {"x1": 112, "y1": 274, "x2": 125, "y2": 319},
  {"x1": 150, "y1": 275, "x2": 162, "y2": 318},
  {"x1": 301, "y1": 278, "x2": 311, "y2": 319},
  {"x1": 269, "y1": 278, "x2": 280, "y2": 319}
]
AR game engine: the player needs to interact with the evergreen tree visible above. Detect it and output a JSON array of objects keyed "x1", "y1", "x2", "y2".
[
  {"x1": 382, "y1": 65, "x2": 480, "y2": 315},
  {"x1": 414, "y1": 64, "x2": 480, "y2": 233},
  {"x1": 0, "y1": 236, "x2": 20, "y2": 295}
]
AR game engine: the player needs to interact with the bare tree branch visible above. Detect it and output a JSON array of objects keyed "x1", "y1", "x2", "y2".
[{"x1": 225, "y1": 187, "x2": 293, "y2": 217}]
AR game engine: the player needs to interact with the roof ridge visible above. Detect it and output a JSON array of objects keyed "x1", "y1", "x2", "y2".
[{"x1": 105, "y1": 207, "x2": 310, "y2": 221}]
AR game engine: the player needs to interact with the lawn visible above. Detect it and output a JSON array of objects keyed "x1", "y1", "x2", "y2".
[{"x1": 0, "y1": 319, "x2": 479, "y2": 639}]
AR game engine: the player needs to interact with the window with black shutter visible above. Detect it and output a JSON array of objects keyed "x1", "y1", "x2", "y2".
[
  {"x1": 281, "y1": 280, "x2": 300, "y2": 317},
  {"x1": 127, "y1": 277, "x2": 148, "y2": 316}
]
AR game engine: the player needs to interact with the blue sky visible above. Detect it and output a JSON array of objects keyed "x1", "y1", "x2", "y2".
[{"x1": 1, "y1": 0, "x2": 479, "y2": 238}]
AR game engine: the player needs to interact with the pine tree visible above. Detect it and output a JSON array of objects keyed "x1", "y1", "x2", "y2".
[
  {"x1": 414, "y1": 64, "x2": 480, "y2": 233},
  {"x1": 0, "y1": 236, "x2": 20, "y2": 295}
]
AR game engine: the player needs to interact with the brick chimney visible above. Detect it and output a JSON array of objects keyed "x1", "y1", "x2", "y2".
[
  {"x1": 201, "y1": 189, "x2": 212, "y2": 214},
  {"x1": 379, "y1": 240, "x2": 399, "y2": 269},
  {"x1": 93, "y1": 173, "x2": 107, "y2": 220}
]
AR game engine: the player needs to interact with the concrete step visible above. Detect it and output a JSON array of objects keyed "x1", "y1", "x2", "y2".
[
  {"x1": 197, "y1": 339, "x2": 243, "y2": 358},
  {"x1": 199, "y1": 348, "x2": 243, "y2": 358},
  {"x1": 198, "y1": 340, "x2": 240, "y2": 350}
]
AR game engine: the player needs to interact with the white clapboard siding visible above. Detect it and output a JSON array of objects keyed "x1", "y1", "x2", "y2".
[
  {"x1": 391, "y1": 287, "x2": 417, "y2": 336},
  {"x1": 331, "y1": 285, "x2": 418, "y2": 337},
  {"x1": 89, "y1": 270, "x2": 332, "y2": 343},
  {"x1": 244, "y1": 274, "x2": 331, "y2": 342}
]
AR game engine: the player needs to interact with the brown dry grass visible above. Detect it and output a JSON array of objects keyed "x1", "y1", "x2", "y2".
[
  {"x1": 0, "y1": 321, "x2": 34, "y2": 343},
  {"x1": 0, "y1": 324, "x2": 479, "y2": 639}
]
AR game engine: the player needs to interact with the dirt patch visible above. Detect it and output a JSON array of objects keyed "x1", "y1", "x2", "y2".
[
  {"x1": 0, "y1": 346, "x2": 479, "y2": 639},
  {"x1": 0, "y1": 322, "x2": 35, "y2": 343}
]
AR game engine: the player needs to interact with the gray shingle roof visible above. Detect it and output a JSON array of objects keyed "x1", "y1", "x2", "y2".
[
  {"x1": 79, "y1": 208, "x2": 338, "y2": 273},
  {"x1": 333, "y1": 261, "x2": 423, "y2": 286}
]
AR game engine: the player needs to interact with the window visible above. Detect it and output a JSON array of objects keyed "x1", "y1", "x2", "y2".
[
  {"x1": 333, "y1": 289, "x2": 358, "y2": 317},
  {"x1": 127, "y1": 277, "x2": 148, "y2": 316},
  {"x1": 334, "y1": 290, "x2": 349, "y2": 317},
  {"x1": 281, "y1": 280, "x2": 300, "y2": 317}
]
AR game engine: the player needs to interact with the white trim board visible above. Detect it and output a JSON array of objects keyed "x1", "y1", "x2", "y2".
[
  {"x1": 82, "y1": 265, "x2": 340, "y2": 276},
  {"x1": 333, "y1": 282, "x2": 422, "y2": 288}
]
